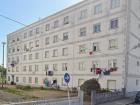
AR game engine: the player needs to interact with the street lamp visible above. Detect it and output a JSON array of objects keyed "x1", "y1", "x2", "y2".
[{"x1": 1, "y1": 42, "x2": 6, "y2": 88}]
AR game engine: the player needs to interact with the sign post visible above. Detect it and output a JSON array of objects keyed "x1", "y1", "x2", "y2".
[{"x1": 64, "y1": 73, "x2": 71, "y2": 105}]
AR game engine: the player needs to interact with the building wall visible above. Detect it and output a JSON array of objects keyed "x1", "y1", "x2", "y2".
[
  {"x1": 7, "y1": 0, "x2": 128, "y2": 90},
  {"x1": 127, "y1": 0, "x2": 140, "y2": 92}
]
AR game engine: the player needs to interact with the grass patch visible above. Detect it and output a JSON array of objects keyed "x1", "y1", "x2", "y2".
[
  {"x1": 0, "y1": 87, "x2": 23, "y2": 96},
  {"x1": 16, "y1": 85, "x2": 63, "y2": 92},
  {"x1": 16, "y1": 85, "x2": 32, "y2": 91},
  {"x1": 0, "y1": 87, "x2": 38, "y2": 100}
]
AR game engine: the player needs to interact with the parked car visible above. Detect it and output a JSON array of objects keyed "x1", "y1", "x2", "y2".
[{"x1": 135, "y1": 91, "x2": 140, "y2": 104}]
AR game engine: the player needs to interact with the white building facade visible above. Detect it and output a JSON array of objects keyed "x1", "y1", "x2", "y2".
[{"x1": 7, "y1": 0, "x2": 140, "y2": 92}]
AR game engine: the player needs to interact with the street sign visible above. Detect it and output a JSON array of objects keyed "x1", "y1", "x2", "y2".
[
  {"x1": 64, "y1": 73, "x2": 70, "y2": 83},
  {"x1": 64, "y1": 73, "x2": 71, "y2": 105}
]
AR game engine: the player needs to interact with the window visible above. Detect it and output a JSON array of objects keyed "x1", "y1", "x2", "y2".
[
  {"x1": 29, "y1": 65, "x2": 32, "y2": 72},
  {"x1": 137, "y1": 61, "x2": 140, "y2": 66},
  {"x1": 110, "y1": 18, "x2": 118, "y2": 29},
  {"x1": 35, "y1": 40, "x2": 39, "y2": 47},
  {"x1": 29, "y1": 30, "x2": 33, "y2": 37},
  {"x1": 45, "y1": 51, "x2": 49, "y2": 58},
  {"x1": 24, "y1": 32, "x2": 27, "y2": 39},
  {"x1": 111, "y1": 0, "x2": 120, "y2": 9},
  {"x1": 8, "y1": 48, "x2": 11, "y2": 53},
  {"x1": 64, "y1": 16, "x2": 69, "y2": 25},
  {"x1": 53, "y1": 35, "x2": 59, "y2": 43},
  {"x1": 93, "y1": 23, "x2": 101, "y2": 33},
  {"x1": 16, "y1": 56, "x2": 19, "y2": 63},
  {"x1": 45, "y1": 37, "x2": 49, "y2": 45},
  {"x1": 12, "y1": 57, "x2": 15, "y2": 62},
  {"x1": 23, "y1": 77, "x2": 26, "y2": 83},
  {"x1": 17, "y1": 46, "x2": 20, "y2": 52},
  {"x1": 53, "y1": 49, "x2": 58, "y2": 57},
  {"x1": 29, "y1": 54, "x2": 32, "y2": 60},
  {"x1": 29, "y1": 42, "x2": 33, "y2": 49},
  {"x1": 17, "y1": 37, "x2": 20, "y2": 41},
  {"x1": 79, "y1": 61, "x2": 85, "y2": 71},
  {"x1": 80, "y1": 27, "x2": 86, "y2": 37},
  {"x1": 35, "y1": 77, "x2": 38, "y2": 84},
  {"x1": 23, "y1": 66, "x2": 26, "y2": 72},
  {"x1": 24, "y1": 44, "x2": 28, "y2": 51},
  {"x1": 63, "y1": 32, "x2": 69, "y2": 41},
  {"x1": 136, "y1": 79, "x2": 139, "y2": 86},
  {"x1": 54, "y1": 20, "x2": 59, "y2": 28},
  {"x1": 108, "y1": 59, "x2": 117, "y2": 68},
  {"x1": 24, "y1": 55, "x2": 27, "y2": 61},
  {"x1": 8, "y1": 76, "x2": 10, "y2": 81},
  {"x1": 109, "y1": 39, "x2": 118, "y2": 49},
  {"x1": 8, "y1": 48, "x2": 11, "y2": 54},
  {"x1": 35, "y1": 53, "x2": 39, "y2": 59},
  {"x1": 93, "y1": 43, "x2": 100, "y2": 52},
  {"x1": 8, "y1": 57, "x2": 10, "y2": 63},
  {"x1": 79, "y1": 44, "x2": 86, "y2": 54},
  {"x1": 16, "y1": 66, "x2": 19, "y2": 72},
  {"x1": 92, "y1": 61, "x2": 100, "y2": 69},
  {"x1": 79, "y1": 9, "x2": 87, "y2": 20},
  {"x1": 53, "y1": 64, "x2": 58, "y2": 71},
  {"x1": 46, "y1": 24, "x2": 50, "y2": 31},
  {"x1": 45, "y1": 64, "x2": 49, "y2": 71},
  {"x1": 12, "y1": 39, "x2": 15, "y2": 43},
  {"x1": 12, "y1": 48, "x2": 15, "y2": 53},
  {"x1": 62, "y1": 48, "x2": 68, "y2": 56},
  {"x1": 35, "y1": 27, "x2": 40, "y2": 34},
  {"x1": 29, "y1": 77, "x2": 32, "y2": 83},
  {"x1": 139, "y1": 24, "x2": 140, "y2": 28},
  {"x1": 107, "y1": 80, "x2": 116, "y2": 90},
  {"x1": 35, "y1": 65, "x2": 39, "y2": 72},
  {"x1": 16, "y1": 77, "x2": 19, "y2": 82},
  {"x1": 8, "y1": 68, "x2": 10, "y2": 72},
  {"x1": 94, "y1": 4, "x2": 102, "y2": 14},
  {"x1": 62, "y1": 63, "x2": 68, "y2": 71}
]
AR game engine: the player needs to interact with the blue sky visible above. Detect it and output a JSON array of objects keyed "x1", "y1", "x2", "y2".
[{"x1": 0, "y1": 0, "x2": 83, "y2": 66}]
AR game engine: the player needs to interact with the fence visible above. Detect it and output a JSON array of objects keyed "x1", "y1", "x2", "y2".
[
  {"x1": 5, "y1": 91, "x2": 83, "y2": 105},
  {"x1": 126, "y1": 91, "x2": 138, "y2": 98},
  {"x1": 91, "y1": 90, "x2": 124, "y2": 105}
]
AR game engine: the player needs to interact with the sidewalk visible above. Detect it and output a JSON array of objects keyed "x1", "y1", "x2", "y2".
[{"x1": 99, "y1": 98, "x2": 134, "y2": 105}]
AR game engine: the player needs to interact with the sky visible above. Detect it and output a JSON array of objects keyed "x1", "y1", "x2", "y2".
[{"x1": 0, "y1": 0, "x2": 84, "y2": 66}]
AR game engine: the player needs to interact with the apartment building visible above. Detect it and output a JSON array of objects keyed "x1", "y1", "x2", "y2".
[{"x1": 7, "y1": 0, "x2": 140, "y2": 92}]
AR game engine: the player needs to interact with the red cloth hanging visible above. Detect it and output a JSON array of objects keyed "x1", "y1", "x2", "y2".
[{"x1": 96, "y1": 68, "x2": 102, "y2": 74}]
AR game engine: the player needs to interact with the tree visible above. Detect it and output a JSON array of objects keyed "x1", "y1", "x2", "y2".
[
  {"x1": 80, "y1": 78, "x2": 101, "y2": 95},
  {"x1": 0, "y1": 65, "x2": 6, "y2": 88}
]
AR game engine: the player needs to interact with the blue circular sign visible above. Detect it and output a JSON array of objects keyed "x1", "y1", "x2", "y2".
[{"x1": 64, "y1": 73, "x2": 70, "y2": 83}]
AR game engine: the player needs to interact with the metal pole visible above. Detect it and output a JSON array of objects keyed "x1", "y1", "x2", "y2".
[
  {"x1": 67, "y1": 83, "x2": 71, "y2": 105},
  {"x1": 1, "y1": 42, "x2": 6, "y2": 88}
]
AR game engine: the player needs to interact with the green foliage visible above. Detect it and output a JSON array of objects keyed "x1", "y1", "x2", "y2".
[
  {"x1": 1, "y1": 87, "x2": 22, "y2": 95},
  {"x1": 80, "y1": 78, "x2": 101, "y2": 95},
  {"x1": 16, "y1": 85, "x2": 31, "y2": 90},
  {"x1": 0, "y1": 66, "x2": 6, "y2": 76},
  {"x1": 99, "y1": 88, "x2": 111, "y2": 93}
]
